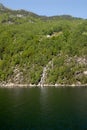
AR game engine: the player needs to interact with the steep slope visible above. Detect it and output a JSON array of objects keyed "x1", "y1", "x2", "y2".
[{"x1": 0, "y1": 4, "x2": 87, "y2": 87}]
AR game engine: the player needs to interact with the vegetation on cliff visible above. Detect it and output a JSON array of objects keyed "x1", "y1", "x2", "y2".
[{"x1": 0, "y1": 4, "x2": 87, "y2": 85}]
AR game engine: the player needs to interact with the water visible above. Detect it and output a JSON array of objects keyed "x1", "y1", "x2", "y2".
[{"x1": 0, "y1": 87, "x2": 87, "y2": 130}]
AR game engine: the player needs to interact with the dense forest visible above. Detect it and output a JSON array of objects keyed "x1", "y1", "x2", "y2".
[{"x1": 0, "y1": 4, "x2": 87, "y2": 86}]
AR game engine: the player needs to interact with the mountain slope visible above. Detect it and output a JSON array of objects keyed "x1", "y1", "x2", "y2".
[{"x1": 0, "y1": 4, "x2": 87, "y2": 87}]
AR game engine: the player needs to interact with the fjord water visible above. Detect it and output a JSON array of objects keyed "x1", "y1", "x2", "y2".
[{"x1": 0, "y1": 88, "x2": 87, "y2": 130}]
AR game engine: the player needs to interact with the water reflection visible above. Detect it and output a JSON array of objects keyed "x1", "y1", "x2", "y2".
[{"x1": 0, "y1": 88, "x2": 87, "y2": 129}]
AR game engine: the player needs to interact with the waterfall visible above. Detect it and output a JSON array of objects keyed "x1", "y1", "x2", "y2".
[{"x1": 38, "y1": 60, "x2": 53, "y2": 87}]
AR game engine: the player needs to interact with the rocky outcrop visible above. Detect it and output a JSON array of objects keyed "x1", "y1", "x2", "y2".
[
  {"x1": 7, "y1": 66, "x2": 24, "y2": 84},
  {"x1": 0, "y1": 56, "x2": 87, "y2": 88}
]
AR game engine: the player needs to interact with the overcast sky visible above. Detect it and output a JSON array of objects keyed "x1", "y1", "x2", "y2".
[{"x1": 0, "y1": 0, "x2": 87, "y2": 18}]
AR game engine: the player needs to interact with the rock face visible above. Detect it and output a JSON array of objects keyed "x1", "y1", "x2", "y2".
[
  {"x1": 83, "y1": 71, "x2": 87, "y2": 75},
  {"x1": 76, "y1": 57, "x2": 87, "y2": 65},
  {"x1": 8, "y1": 66, "x2": 24, "y2": 84}
]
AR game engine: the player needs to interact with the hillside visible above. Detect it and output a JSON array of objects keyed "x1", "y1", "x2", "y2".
[{"x1": 0, "y1": 4, "x2": 87, "y2": 87}]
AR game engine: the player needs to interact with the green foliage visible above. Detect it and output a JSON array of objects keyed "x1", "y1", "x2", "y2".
[{"x1": 0, "y1": 6, "x2": 87, "y2": 85}]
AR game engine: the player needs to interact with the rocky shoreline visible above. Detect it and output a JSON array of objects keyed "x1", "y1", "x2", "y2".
[{"x1": 0, "y1": 83, "x2": 87, "y2": 88}]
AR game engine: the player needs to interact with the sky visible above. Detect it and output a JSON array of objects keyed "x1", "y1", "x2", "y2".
[{"x1": 0, "y1": 0, "x2": 87, "y2": 18}]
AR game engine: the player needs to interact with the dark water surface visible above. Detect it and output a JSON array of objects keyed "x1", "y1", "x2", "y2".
[{"x1": 0, "y1": 87, "x2": 87, "y2": 130}]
